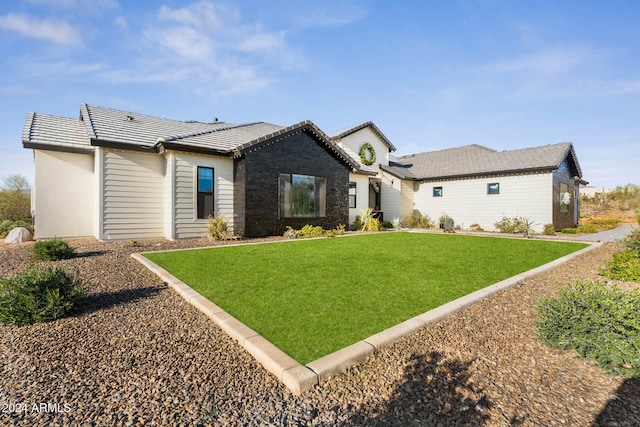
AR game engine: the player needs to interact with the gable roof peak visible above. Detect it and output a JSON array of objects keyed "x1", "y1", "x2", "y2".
[{"x1": 328, "y1": 121, "x2": 396, "y2": 151}]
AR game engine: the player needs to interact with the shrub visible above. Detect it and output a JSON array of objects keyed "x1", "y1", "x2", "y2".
[
  {"x1": 561, "y1": 228, "x2": 577, "y2": 234},
  {"x1": 392, "y1": 217, "x2": 402, "y2": 231},
  {"x1": 494, "y1": 216, "x2": 525, "y2": 234},
  {"x1": 543, "y1": 224, "x2": 556, "y2": 236},
  {"x1": 33, "y1": 238, "x2": 76, "y2": 261},
  {"x1": 208, "y1": 214, "x2": 234, "y2": 240},
  {"x1": 624, "y1": 228, "x2": 640, "y2": 254},
  {"x1": 0, "y1": 265, "x2": 85, "y2": 325},
  {"x1": 0, "y1": 219, "x2": 33, "y2": 238},
  {"x1": 360, "y1": 208, "x2": 382, "y2": 232},
  {"x1": 580, "y1": 217, "x2": 619, "y2": 231},
  {"x1": 406, "y1": 213, "x2": 433, "y2": 229},
  {"x1": 283, "y1": 226, "x2": 299, "y2": 239},
  {"x1": 468, "y1": 223, "x2": 484, "y2": 232},
  {"x1": 536, "y1": 280, "x2": 640, "y2": 377},
  {"x1": 351, "y1": 215, "x2": 362, "y2": 231},
  {"x1": 576, "y1": 223, "x2": 599, "y2": 234},
  {"x1": 298, "y1": 225, "x2": 326, "y2": 238},
  {"x1": 599, "y1": 250, "x2": 640, "y2": 283},
  {"x1": 439, "y1": 213, "x2": 454, "y2": 229}
]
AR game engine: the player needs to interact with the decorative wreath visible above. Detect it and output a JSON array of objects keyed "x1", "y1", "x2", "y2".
[{"x1": 359, "y1": 143, "x2": 376, "y2": 166}]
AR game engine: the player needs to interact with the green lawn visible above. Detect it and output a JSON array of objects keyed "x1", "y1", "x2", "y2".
[{"x1": 145, "y1": 233, "x2": 587, "y2": 364}]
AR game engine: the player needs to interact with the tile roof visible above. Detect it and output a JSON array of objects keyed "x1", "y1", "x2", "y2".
[
  {"x1": 382, "y1": 142, "x2": 582, "y2": 180},
  {"x1": 22, "y1": 112, "x2": 92, "y2": 153},
  {"x1": 328, "y1": 121, "x2": 397, "y2": 151},
  {"x1": 22, "y1": 104, "x2": 362, "y2": 172}
]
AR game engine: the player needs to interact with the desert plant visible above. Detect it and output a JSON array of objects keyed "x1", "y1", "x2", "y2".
[
  {"x1": 576, "y1": 223, "x2": 598, "y2": 234},
  {"x1": 360, "y1": 208, "x2": 382, "y2": 232},
  {"x1": 468, "y1": 223, "x2": 484, "y2": 232},
  {"x1": 283, "y1": 226, "x2": 299, "y2": 239},
  {"x1": 520, "y1": 217, "x2": 538, "y2": 238},
  {"x1": 438, "y1": 213, "x2": 454, "y2": 229},
  {"x1": 0, "y1": 219, "x2": 33, "y2": 238},
  {"x1": 0, "y1": 264, "x2": 86, "y2": 325},
  {"x1": 543, "y1": 224, "x2": 556, "y2": 236},
  {"x1": 536, "y1": 280, "x2": 640, "y2": 377},
  {"x1": 494, "y1": 216, "x2": 525, "y2": 234},
  {"x1": 33, "y1": 238, "x2": 76, "y2": 261},
  {"x1": 392, "y1": 217, "x2": 402, "y2": 231},
  {"x1": 406, "y1": 213, "x2": 433, "y2": 229},
  {"x1": 208, "y1": 214, "x2": 234, "y2": 240},
  {"x1": 599, "y1": 250, "x2": 640, "y2": 283}
]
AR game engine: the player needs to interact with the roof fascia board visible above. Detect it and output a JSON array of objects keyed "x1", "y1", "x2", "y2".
[
  {"x1": 418, "y1": 167, "x2": 555, "y2": 182},
  {"x1": 23, "y1": 141, "x2": 95, "y2": 155}
]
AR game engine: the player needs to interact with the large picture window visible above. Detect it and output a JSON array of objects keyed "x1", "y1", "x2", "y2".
[
  {"x1": 279, "y1": 173, "x2": 326, "y2": 218},
  {"x1": 197, "y1": 167, "x2": 214, "y2": 219},
  {"x1": 349, "y1": 182, "x2": 357, "y2": 208}
]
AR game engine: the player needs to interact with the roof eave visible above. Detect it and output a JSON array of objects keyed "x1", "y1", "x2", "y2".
[{"x1": 23, "y1": 141, "x2": 95, "y2": 155}]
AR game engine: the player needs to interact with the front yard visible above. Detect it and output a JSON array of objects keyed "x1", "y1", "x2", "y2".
[{"x1": 144, "y1": 232, "x2": 587, "y2": 363}]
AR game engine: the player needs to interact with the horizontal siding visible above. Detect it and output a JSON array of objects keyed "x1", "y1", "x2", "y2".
[
  {"x1": 413, "y1": 173, "x2": 553, "y2": 232},
  {"x1": 400, "y1": 180, "x2": 414, "y2": 219},
  {"x1": 102, "y1": 150, "x2": 164, "y2": 240},
  {"x1": 173, "y1": 153, "x2": 234, "y2": 239}
]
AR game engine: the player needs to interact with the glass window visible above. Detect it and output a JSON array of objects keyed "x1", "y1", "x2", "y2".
[
  {"x1": 279, "y1": 173, "x2": 326, "y2": 218},
  {"x1": 349, "y1": 182, "x2": 357, "y2": 208},
  {"x1": 487, "y1": 183, "x2": 500, "y2": 195},
  {"x1": 197, "y1": 167, "x2": 214, "y2": 219},
  {"x1": 433, "y1": 186, "x2": 442, "y2": 197},
  {"x1": 560, "y1": 183, "x2": 570, "y2": 212}
]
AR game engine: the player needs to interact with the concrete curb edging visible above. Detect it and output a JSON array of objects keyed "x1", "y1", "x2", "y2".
[{"x1": 132, "y1": 240, "x2": 600, "y2": 395}]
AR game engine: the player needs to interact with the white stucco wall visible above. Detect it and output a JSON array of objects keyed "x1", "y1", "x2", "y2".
[
  {"x1": 98, "y1": 149, "x2": 164, "y2": 240},
  {"x1": 413, "y1": 173, "x2": 553, "y2": 232},
  {"x1": 33, "y1": 150, "x2": 94, "y2": 239},
  {"x1": 172, "y1": 152, "x2": 235, "y2": 239}
]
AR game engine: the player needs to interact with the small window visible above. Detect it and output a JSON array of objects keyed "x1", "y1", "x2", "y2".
[
  {"x1": 487, "y1": 183, "x2": 500, "y2": 195},
  {"x1": 433, "y1": 186, "x2": 443, "y2": 197},
  {"x1": 349, "y1": 182, "x2": 357, "y2": 208},
  {"x1": 197, "y1": 167, "x2": 214, "y2": 219}
]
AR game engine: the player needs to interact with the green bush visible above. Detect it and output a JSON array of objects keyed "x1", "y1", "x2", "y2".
[
  {"x1": 287, "y1": 224, "x2": 346, "y2": 239},
  {"x1": 561, "y1": 228, "x2": 577, "y2": 234},
  {"x1": 624, "y1": 228, "x2": 640, "y2": 254},
  {"x1": 351, "y1": 215, "x2": 362, "y2": 231},
  {"x1": 33, "y1": 238, "x2": 76, "y2": 261},
  {"x1": 543, "y1": 224, "x2": 556, "y2": 236},
  {"x1": 0, "y1": 219, "x2": 33, "y2": 238},
  {"x1": 599, "y1": 250, "x2": 640, "y2": 283},
  {"x1": 536, "y1": 280, "x2": 640, "y2": 377},
  {"x1": 298, "y1": 224, "x2": 325, "y2": 238},
  {"x1": 0, "y1": 265, "x2": 85, "y2": 325}
]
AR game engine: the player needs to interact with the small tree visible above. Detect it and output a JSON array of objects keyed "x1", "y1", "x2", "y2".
[{"x1": 0, "y1": 174, "x2": 31, "y2": 221}]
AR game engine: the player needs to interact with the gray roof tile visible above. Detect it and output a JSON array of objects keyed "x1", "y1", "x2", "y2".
[
  {"x1": 386, "y1": 142, "x2": 582, "y2": 180},
  {"x1": 22, "y1": 112, "x2": 92, "y2": 153}
]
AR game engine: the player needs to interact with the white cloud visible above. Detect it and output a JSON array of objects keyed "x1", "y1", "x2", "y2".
[
  {"x1": 0, "y1": 13, "x2": 81, "y2": 45},
  {"x1": 114, "y1": 16, "x2": 128, "y2": 30},
  {"x1": 157, "y1": 1, "x2": 221, "y2": 29},
  {"x1": 484, "y1": 47, "x2": 592, "y2": 76}
]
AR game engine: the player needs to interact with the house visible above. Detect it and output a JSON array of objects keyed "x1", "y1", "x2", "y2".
[
  {"x1": 22, "y1": 104, "x2": 587, "y2": 240},
  {"x1": 23, "y1": 104, "x2": 363, "y2": 240},
  {"x1": 382, "y1": 143, "x2": 588, "y2": 232}
]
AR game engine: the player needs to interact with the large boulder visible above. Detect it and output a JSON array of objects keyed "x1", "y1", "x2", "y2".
[{"x1": 4, "y1": 227, "x2": 33, "y2": 244}]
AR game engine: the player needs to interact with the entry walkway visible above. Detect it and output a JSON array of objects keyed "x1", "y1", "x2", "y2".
[{"x1": 564, "y1": 222, "x2": 636, "y2": 242}]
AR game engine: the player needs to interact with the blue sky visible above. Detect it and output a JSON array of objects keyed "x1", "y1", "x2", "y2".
[{"x1": 1, "y1": 0, "x2": 638, "y2": 190}]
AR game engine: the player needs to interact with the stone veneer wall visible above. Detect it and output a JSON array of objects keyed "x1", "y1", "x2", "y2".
[{"x1": 234, "y1": 130, "x2": 350, "y2": 237}]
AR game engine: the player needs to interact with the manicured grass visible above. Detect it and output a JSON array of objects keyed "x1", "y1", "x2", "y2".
[{"x1": 145, "y1": 233, "x2": 587, "y2": 364}]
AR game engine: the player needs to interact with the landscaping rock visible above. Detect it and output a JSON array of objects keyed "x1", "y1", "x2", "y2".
[
  {"x1": 4, "y1": 227, "x2": 32, "y2": 244},
  {"x1": 0, "y1": 236, "x2": 637, "y2": 425}
]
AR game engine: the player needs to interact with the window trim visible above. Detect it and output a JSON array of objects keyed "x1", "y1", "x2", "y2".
[
  {"x1": 196, "y1": 166, "x2": 214, "y2": 219},
  {"x1": 487, "y1": 182, "x2": 500, "y2": 195}
]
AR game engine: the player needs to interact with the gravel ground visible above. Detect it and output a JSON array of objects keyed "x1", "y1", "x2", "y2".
[{"x1": 0, "y1": 236, "x2": 638, "y2": 426}]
